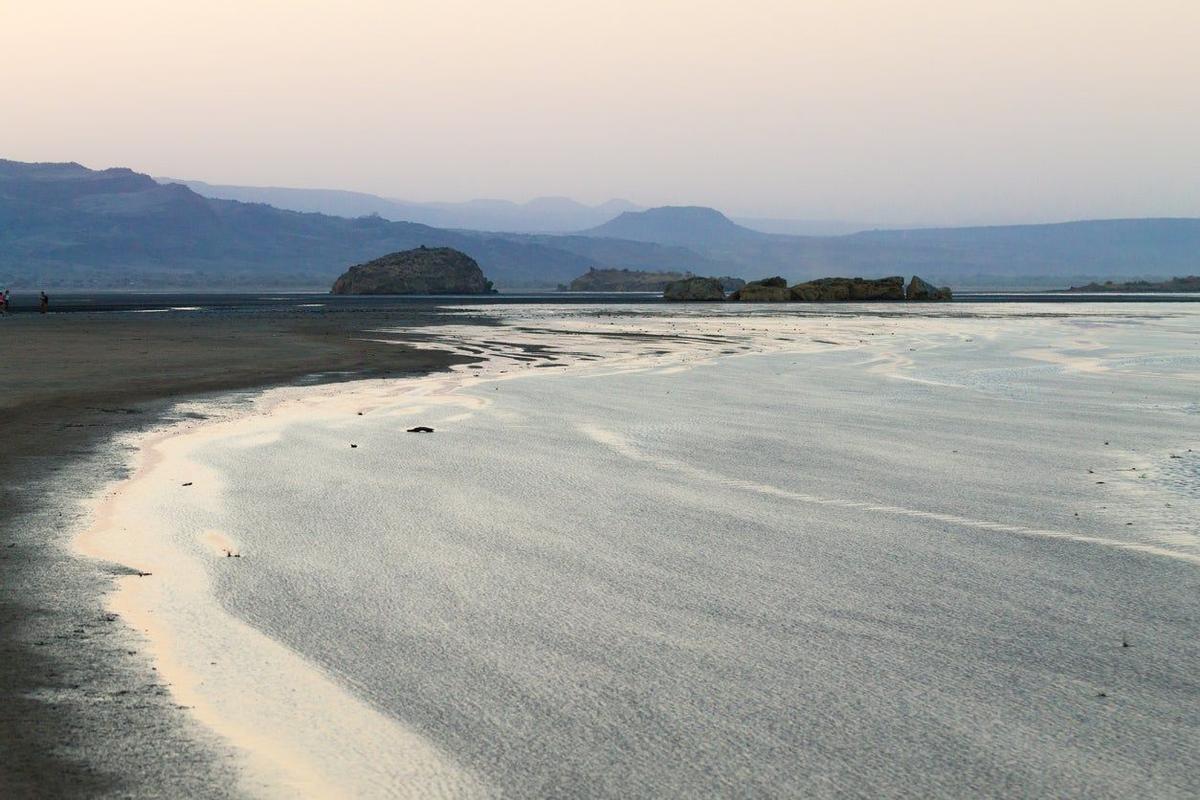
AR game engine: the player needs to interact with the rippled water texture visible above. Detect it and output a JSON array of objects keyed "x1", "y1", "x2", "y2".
[{"x1": 120, "y1": 304, "x2": 1200, "y2": 797}]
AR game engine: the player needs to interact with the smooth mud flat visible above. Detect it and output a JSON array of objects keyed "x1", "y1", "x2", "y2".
[{"x1": 76, "y1": 302, "x2": 1200, "y2": 798}]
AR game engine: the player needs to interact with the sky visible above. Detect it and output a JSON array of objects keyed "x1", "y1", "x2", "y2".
[{"x1": 2, "y1": 0, "x2": 1198, "y2": 224}]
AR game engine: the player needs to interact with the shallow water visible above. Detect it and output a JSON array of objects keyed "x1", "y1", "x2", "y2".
[{"x1": 104, "y1": 304, "x2": 1200, "y2": 797}]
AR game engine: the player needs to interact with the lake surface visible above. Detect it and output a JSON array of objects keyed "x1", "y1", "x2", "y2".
[
  {"x1": 7, "y1": 289, "x2": 1200, "y2": 314},
  {"x1": 108, "y1": 303, "x2": 1200, "y2": 797}
]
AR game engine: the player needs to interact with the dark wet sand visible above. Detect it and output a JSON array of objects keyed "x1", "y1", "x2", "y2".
[{"x1": 0, "y1": 308, "x2": 474, "y2": 797}]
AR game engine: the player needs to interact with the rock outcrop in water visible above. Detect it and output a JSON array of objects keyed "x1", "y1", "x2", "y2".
[
  {"x1": 666, "y1": 274, "x2": 952, "y2": 302},
  {"x1": 905, "y1": 275, "x2": 953, "y2": 301},
  {"x1": 787, "y1": 276, "x2": 905, "y2": 301},
  {"x1": 565, "y1": 268, "x2": 689, "y2": 292},
  {"x1": 728, "y1": 277, "x2": 791, "y2": 302},
  {"x1": 566, "y1": 269, "x2": 745, "y2": 294},
  {"x1": 663, "y1": 276, "x2": 727, "y2": 301},
  {"x1": 331, "y1": 247, "x2": 494, "y2": 295},
  {"x1": 1065, "y1": 276, "x2": 1200, "y2": 293}
]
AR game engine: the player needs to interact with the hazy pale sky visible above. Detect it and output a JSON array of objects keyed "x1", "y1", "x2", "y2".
[{"x1": 2, "y1": 0, "x2": 1197, "y2": 223}]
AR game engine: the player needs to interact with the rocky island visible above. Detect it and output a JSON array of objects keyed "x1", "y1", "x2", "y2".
[
  {"x1": 666, "y1": 275, "x2": 951, "y2": 302},
  {"x1": 904, "y1": 275, "x2": 953, "y2": 301},
  {"x1": 729, "y1": 276, "x2": 794, "y2": 302},
  {"x1": 563, "y1": 268, "x2": 744, "y2": 293},
  {"x1": 331, "y1": 246, "x2": 495, "y2": 295},
  {"x1": 662, "y1": 276, "x2": 728, "y2": 301},
  {"x1": 1065, "y1": 276, "x2": 1200, "y2": 293}
]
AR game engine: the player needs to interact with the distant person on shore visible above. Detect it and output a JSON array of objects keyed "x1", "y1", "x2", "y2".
[
  {"x1": 1, "y1": 288, "x2": 8, "y2": 314},
  {"x1": 39, "y1": 291, "x2": 48, "y2": 314}
]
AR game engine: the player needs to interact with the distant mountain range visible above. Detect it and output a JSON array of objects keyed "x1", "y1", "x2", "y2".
[
  {"x1": 0, "y1": 160, "x2": 702, "y2": 288},
  {"x1": 3, "y1": 159, "x2": 1199, "y2": 290},
  {"x1": 163, "y1": 178, "x2": 875, "y2": 237},
  {"x1": 583, "y1": 206, "x2": 1200, "y2": 287},
  {"x1": 160, "y1": 178, "x2": 642, "y2": 233}
]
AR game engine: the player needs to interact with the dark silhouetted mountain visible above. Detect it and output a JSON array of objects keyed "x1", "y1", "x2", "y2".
[
  {"x1": 1, "y1": 160, "x2": 698, "y2": 288},
  {"x1": 6, "y1": 160, "x2": 1199, "y2": 290},
  {"x1": 160, "y1": 177, "x2": 641, "y2": 233}
]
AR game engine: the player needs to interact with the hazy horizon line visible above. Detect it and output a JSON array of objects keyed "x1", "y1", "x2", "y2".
[
  {"x1": 150, "y1": 168, "x2": 1200, "y2": 231},
  {"x1": 9, "y1": 153, "x2": 1198, "y2": 230}
]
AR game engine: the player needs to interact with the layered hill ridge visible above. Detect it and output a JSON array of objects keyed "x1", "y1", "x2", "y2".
[
  {"x1": 169, "y1": 178, "x2": 874, "y2": 236},
  {"x1": 0, "y1": 160, "x2": 692, "y2": 288},
  {"x1": 4, "y1": 158, "x2": 1200, "y2": 289},
  {"x1": 579, "y1": 205, "x2": 1200, "y2": 286},
  {"x1": 161, "y1": 177, "x2": 642, "y2": 233}
]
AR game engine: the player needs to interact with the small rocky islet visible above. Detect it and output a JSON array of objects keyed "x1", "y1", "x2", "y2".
[
  {"x1": 331, "y1": 246, "x2": 496, "y2": 295},
  {"x1": 1066, "y1": 276, "x2": 1200, "y2": 293},
  {"x1": 562, "y1": 268, "x2": 745, "y2": 293},
  {"x1": 662, "y1": 276, "x2": 729, "y2": 301},
  {"x1": 664, "y1": 274, "x2": 952, "y2": 302}
]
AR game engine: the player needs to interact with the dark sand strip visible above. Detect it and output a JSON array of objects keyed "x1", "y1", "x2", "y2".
[{"x1": 0, "y1": 307, "x2": 474, "y2": 798}]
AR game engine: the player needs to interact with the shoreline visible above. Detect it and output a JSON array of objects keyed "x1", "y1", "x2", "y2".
[
  {"x1": 73, "y1": 379, "x2": 488, "y2": 798},
  {"x1": 54, "y1": 305, "x2": 848, "y2": 796},
  {"x1": 2, "y1": 300, "x2": 756, "y2": 796},
  {"x1": 83, "y1": 302, "x2": 1200, "y2": 798},
  {"x1": 6, "y1": 300, "x2": 1198, "y2": 796},
  {"x1": 0, "y1": 307, "x2": 478, "y2": 797}
]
